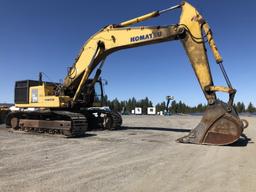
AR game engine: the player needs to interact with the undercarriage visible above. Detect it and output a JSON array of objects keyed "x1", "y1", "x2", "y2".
[{"x1": 5, "y1": 107, "x2": 122, "y2": 137}]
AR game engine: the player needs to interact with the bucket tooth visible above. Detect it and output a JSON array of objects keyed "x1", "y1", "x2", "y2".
[{"x1": 177, "y1": 101, "x2": 244, "y2": 145}]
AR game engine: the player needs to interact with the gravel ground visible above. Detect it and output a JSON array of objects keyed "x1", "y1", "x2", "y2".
[{"x1": 0, "y1": 115, "x2": 255, "y2": 192}]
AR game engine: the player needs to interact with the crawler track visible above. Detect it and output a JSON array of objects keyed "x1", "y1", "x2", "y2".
[{"x1": 6, "y1": 111, "x2": 87, "y2": 137}]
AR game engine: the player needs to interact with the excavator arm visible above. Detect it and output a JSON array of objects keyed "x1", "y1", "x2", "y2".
[
  {"x1": 64, "y1": 2, "x2": 233, "y2": 106},
  {"x1": 62, "y1": 1, "x2": 247, "y2": 145}
]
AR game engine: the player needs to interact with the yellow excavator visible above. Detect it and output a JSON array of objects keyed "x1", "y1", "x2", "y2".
[{"x1": 6, "y1": 2, "x2": 248, "y2": 145}]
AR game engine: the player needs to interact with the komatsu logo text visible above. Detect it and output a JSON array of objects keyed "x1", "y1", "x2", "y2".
[{"x1": 130, "y1": 31, "x2": 162, "y2": 42}]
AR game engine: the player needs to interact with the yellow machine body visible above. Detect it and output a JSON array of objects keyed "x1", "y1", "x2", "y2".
[
  {"x1": 10, "y1": 2, "x2": 247, "y2": 144},
  {"x1": 15, "y1": 83, "x2": 70, "y2": 108}
]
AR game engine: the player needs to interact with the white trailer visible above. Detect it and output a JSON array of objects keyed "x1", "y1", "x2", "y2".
[{"x1": 135, "y1": 107, "x2": 142, "y2": 115}]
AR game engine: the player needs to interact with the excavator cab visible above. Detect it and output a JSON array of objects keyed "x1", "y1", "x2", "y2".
[
  {"x1": 77, "y1": 79, "x2": 105, "y2": 108},
  {"x1": 92, "y1": 80, "x2": 105, "y2": 107}
]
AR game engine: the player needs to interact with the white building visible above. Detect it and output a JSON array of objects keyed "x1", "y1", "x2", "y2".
[{"x1": 147, "y1": 107, "x2": 156, "y2": 115}]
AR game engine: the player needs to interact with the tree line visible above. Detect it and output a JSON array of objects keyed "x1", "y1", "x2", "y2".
[
  {"x1": 234, "y1": 102, "x2": 256, "y2": 113},
  {"x1": 103, "y1": 96, "x2": 256, "y2": 114}
]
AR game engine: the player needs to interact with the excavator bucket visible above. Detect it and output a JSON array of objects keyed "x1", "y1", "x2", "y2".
[{"x1": 177, "y1": 101, "x2": 246, "y2": 145}]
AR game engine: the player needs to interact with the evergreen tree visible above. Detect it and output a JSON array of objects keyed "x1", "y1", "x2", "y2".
[
  {"x1": 235, "y1": 102, "x2": 246, "y2": 113},
  {"x1": 247, "y1": 102, "x2": 256, "y2": 113},
  {"x1": 156, "y1": 102, "x2": 166, "y2": 113},
  {"x1": 170, "y1": 100, "x2": 177, "y2": 113}
]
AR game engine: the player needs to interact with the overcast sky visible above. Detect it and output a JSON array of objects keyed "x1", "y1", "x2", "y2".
[{"x1": 0, "y1": 0, "x2": 255, "y2": 105}]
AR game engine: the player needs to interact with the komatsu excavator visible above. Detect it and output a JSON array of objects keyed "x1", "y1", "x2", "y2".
[{"x1": 6, "y1": 2, "x2": 248, "y2": 145}]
